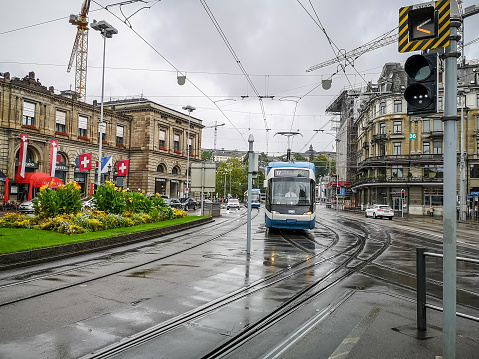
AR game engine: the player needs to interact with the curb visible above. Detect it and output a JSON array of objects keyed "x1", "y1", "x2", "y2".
[{"x1": 0, "y1": 217, "x2": 214, "y2": 271}]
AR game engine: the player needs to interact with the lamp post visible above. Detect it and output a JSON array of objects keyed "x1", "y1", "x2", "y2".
[
  {"x1": 91, "y1": 20, "x2": 117, "y2": 188},
  {"x1": 182, "y1": 105, "x2": 195, "y2": 198}
]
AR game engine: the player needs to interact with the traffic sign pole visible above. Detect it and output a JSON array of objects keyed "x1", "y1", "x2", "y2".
[{"x1": 442, "y1": 10, "x2": 460, "y2": 359}]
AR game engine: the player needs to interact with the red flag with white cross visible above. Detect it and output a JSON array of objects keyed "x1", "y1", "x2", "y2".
[
  {"x1": 78, "y1": 152, "x2": 92, "y2": 172},
  {"x1": 117, "y1": 159, "x2": 129, "y2": 176}
]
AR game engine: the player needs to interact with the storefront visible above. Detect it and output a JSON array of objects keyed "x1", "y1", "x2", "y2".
[{"x1": 155, "y1": 178, "x2": 166, "y2": 196}]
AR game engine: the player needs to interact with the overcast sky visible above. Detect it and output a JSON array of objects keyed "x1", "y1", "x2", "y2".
[{"x1": 2, "y1": 0, "x2": 479, "y2": 156}]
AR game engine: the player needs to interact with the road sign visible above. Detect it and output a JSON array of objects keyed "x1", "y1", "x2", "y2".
[
  {"x1": 409, "y1": 133, "x2": 417, "y2": 139},
  {"x1": 398, "y1": 0, "x2": 450, "y2": 53}
]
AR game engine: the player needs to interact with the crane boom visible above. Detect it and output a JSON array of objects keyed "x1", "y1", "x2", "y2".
[
  {"x1": 306, "y1": 33, "x2": 398, "y2": 72},
  {"x1": 204, "y1": 122, "x2": 225, "y2": 155},
  {"x1": 67, "y1": 0, "x2": 91, "y2": 102}
]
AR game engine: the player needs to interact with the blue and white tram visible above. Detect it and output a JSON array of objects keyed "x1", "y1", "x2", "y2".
[
  {"x1": 244, "y1": 188, "x2": 261, "y2": 208},
  {"x1": 264, "y1": 161, "x2": 316, "y2": 229}
]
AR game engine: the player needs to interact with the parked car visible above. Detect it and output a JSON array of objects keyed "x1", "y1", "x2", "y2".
[
  {"x1": 18, "y1": 199, "x2": 36, "y2": 214},
  {"x1": 365, "y1": 204, "x2": 394, "y2": 220},
  {"x1": 226, "y1": 198, "x2": 240, "y2": 210},
  {"x1": 179, "y1": 197, "x2": 198, "y2": 211},
  {"x1": 166, "y1": 198, "x2": 183, "y2": 209}
]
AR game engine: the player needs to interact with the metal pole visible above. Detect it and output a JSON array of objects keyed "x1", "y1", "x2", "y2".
[
  {"x1": 200, "y1": 162, "x2": 205, "y2": 216},
  {"x1": 186, "y1": 113, "x2": 191, "y2": 197},
  {"x1": 443, "y1": 10, "x2": 460, "y2": 358},
  {"x1": 229, "y1": 168, "x2": 232, "y2": 196},
  {"x1": 97, "y1": 34, "x2": 107, "y2": 188},
  {"x1": 247, "y1": 135, "x2": 254, "y2": 254},
  {"x1": 224, "y1": 172, "x2": 226, "y2": 200},
  {"x1": 417, "y1": 248, "x2": 427, "y2": 331},
  {"x1": 460, "y1": 93, "x2": 466, "y2": 221}
]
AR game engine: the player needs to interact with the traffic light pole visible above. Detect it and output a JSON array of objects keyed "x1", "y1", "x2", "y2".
[{"x1": 442, "y1": 14, "x2": 461, "y2": 359}]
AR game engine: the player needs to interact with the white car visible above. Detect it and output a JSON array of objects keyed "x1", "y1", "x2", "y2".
[
  {"x1": 226, "y1": 198, "x2": 240, "y2": 210},
  {"x1": 365, "y1": 204, "x2": 394, "y2": 220}
]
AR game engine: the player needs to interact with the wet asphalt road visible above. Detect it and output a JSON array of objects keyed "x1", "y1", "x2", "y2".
[{"x1": 0, "y1": 205, "x2": 478, "y2": 358}]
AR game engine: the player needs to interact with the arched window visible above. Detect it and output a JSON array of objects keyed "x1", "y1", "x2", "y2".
[
  {"x1": 172, "y1": 166, "x2": 179, "y2": 175},
  {"x1": 157, "y1": 164, "x2": 165, "y2": 173}
]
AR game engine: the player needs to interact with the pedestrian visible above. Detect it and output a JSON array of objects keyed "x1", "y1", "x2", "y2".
[{"x1": 429, "y1": 205, "x2": 434, "y2": 217}]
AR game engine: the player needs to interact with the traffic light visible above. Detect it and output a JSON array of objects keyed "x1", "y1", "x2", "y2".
[
  {"x1": 401, "y1": 189, "x2": 405, "y2": 199},
  {"x1": 403, "y1": 53, "x2": 437, "y2": 116}
]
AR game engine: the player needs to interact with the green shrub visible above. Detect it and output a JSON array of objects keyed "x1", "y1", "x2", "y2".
[{"x1": 93, "y1": 181, "x2": 126, "y2": 214}]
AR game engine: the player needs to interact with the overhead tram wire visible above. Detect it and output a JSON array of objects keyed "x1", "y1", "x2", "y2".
[
  {"x1": 200, "y1": 0, "x2": 270, "y2": 151},
  {"x1": 92, "y1": 0, "x2": 247, "y2": 146}
]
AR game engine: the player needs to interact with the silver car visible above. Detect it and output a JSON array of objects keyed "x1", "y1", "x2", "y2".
[
  {"x1": 365, "y1": 204, "x2": 394, "y2": 220},
  {"x1": 18, "y1": 199, "x2": 36, "y2": 214}
]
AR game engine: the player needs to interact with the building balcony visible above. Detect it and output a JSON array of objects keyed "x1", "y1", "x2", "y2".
[
  {"x1": 352, "y1": 176, "x2": 443, "y2": 186},
  {"x1": 371, "y1": 133, "x2": 387, "y2": 143}
]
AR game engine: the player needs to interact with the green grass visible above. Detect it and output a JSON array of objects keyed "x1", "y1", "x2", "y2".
[{"x1": 0, "y1": 216, "x2": 208, "y2": 255}]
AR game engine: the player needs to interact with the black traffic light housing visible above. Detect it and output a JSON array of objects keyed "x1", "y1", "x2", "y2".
[
  {"x1": 404, "y1": 53, "x2": 437, "y2": 116},
  {"x1": 401, "y1": 189, "x2": 406, "y2": 199}
]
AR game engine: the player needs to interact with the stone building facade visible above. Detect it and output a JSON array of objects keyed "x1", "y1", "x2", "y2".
[
  {"x1": 0, "y1": 71, "x2": 203, "y2": 201},
  {"x1": 327, "y1": 60, "x2": 479, "y2": 216}
]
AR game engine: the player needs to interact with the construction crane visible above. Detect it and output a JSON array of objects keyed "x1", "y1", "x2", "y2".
[
  {"x1": 203, "y1": 122, "x2": 225, "y2": 157},
  {"x1": 306, "y1": 3, "x2": 479, "y2": 73},
  {"x1": 67, "y1": 0, "x2": 91, "y2": 102}
]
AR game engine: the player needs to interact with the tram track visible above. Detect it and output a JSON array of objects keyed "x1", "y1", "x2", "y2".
[
  {"x1": 0, "y1": 209, "x2": 259, "y2": 307},
  {"x1": 79, "y1": 212, "x2": 392, "y2": 358}
]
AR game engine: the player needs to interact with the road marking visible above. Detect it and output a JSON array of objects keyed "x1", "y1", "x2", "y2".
[{"x1": 328, "y1": 306, "x2": 381, "y2": 359}]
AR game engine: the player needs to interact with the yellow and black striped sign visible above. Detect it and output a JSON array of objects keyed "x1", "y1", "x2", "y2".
[{"x1": 398, "y1": 0, "x2": 450, "y2": 53}]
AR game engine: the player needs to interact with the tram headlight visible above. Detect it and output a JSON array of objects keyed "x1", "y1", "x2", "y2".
[
  {"x1": 272, "y1": 211, "x2": 280, "y2": 214},
  {"x1": 303, "y1": 211, "x2": 312, "y2": 215}
]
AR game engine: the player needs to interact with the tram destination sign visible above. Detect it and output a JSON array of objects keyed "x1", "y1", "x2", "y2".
[{"x1": 274, "y1": 169, "x2": 309, "y2": 177}]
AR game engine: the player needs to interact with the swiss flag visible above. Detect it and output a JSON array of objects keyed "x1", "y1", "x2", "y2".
[
  {"x1": 78, "y1": 152, "x2": 92, "y2": 172},
  {"x1": 117, "y1": 159, "x2": 129, "y2": 176}
]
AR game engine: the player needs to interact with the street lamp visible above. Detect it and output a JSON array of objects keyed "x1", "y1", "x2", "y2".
[
  {"x1": 182, "y1": 105, "x2": 195, "y2": 198},
  {"x1": 91, "y1": 20, "x2": 117, "y2": 188}
]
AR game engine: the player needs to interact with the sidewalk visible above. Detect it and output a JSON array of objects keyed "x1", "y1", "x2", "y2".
[{"x1": 328, "y1": 291, "x2": 479, "y2": 359}]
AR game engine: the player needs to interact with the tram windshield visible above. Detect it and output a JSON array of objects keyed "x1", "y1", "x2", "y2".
[{"x1": 270, "y1": 178, "x2": 312, "y2": 206}]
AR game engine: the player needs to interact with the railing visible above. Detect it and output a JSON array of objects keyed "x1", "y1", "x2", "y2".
[
  {"x1": 416, "y1": 248, "x2": 479, "y2": 331},
  {"x1": 353, "y1": 176, "x2": 443, "y2": 186}
]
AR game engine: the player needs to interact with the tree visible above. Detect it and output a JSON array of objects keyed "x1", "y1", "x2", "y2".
[
  {"x1": 293, "y1": 153, "x2": 307, "y2": 161},
  {"x1": 313, "y1": 154, "x2": 336, "y2": 179},
  {"x1": 215, "y1": 157, "x2": 247, "y2": 200},
  {"x1": 201, "y1": 150, "x2": 213, "y2": 161}
]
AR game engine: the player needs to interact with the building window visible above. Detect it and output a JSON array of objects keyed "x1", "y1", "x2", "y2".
[
  {"x1": 116, "y1": 125, "x2": 124, "y2": 145},
  {"x1": 476, "y1": 115, "x2": 479, "y2": 130},
  {"x1": 392, "y1": 165, "x2": 403, "y2": 178},
  {"x1": 159, "y1": 129, "x2": 166, "y2": 149},
  {"x1": 393, "y1": 142, "x2": 402, "y2": 155},
  {"x1": 380, "y1": 123, "x2": 386, "y2": 134},
  {"x1": 477, "y1": 141, "x2": 479, "y2": 154},
  {"x1": 433, "y1": 140, "x2": 442, "y2": 154},
  {"x1": 157, "y1": 164, "x2": 165, "y2": 173},
  {"x1": 55, "y1": 110, "x2": 66, "y2": 133},
  {"x1": 379, "y1": 143, "x2": 386, "y2": 156},
  {"x1": 476, "y1": 94, "x2": 479, "y2": 107},
  {"x1": 433, "y1": 119, "x2": 442, "y2": 131},
  {"x1": 78, "y1": 115, "x2": 88, "y2": 137},
  {"x1": 471, "y1": 164, "x2": 479, "y2": 178},
  {"x1": 423, "y1": 142, "x2": 430, "y2": 154},
  {"x1": 98, "y1": 122, "x2": 106, "y2": 141},
  {"x1": 380, "y1": 102, "x2": 386, "y2": 115},
  {"x1": 174, "y1": 134, "x2": 180, "y2": 151},
  {"x1": 424, "y1": 165, "x2": 443, "y2": 178},
  {"x1": 393, "y1": 121, "x2": 402, "y2": 134},
  {"x1": 172, "y1": 166, "x2": 179, "y2": 175},
  {"x1": 423, "y1": 119, "x2": 430, "y2": 132},
  {"x1": 22, "y1": 101, "x2": 36, "y2": 126},
  {"x1": 438, "y1": 96, "x2": 443, "y2": 111},
  {"x1": 394, "y1": 100, "x2": 402, "y2": 113}
]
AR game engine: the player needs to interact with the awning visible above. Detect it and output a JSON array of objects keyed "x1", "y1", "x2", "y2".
[
  {"x1": 0, "y1": 170, "x2": 6, "y2": 182},
  {"x1": 15, "y1": 173, "x2": 63, "y2": 188}
]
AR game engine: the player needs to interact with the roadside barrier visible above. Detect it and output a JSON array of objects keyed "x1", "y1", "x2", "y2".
[{"x1": 416, "y1": 248, "x2": 479, "y2": 331}]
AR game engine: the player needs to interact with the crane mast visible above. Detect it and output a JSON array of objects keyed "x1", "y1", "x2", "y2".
[{"x1": 67, "y1": 0, "x2": 91, "y2": 102}]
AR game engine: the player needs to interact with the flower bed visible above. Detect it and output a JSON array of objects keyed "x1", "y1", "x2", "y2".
[{"x1": 0, "y1": 181, "x2": 187, "y2": 235}]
